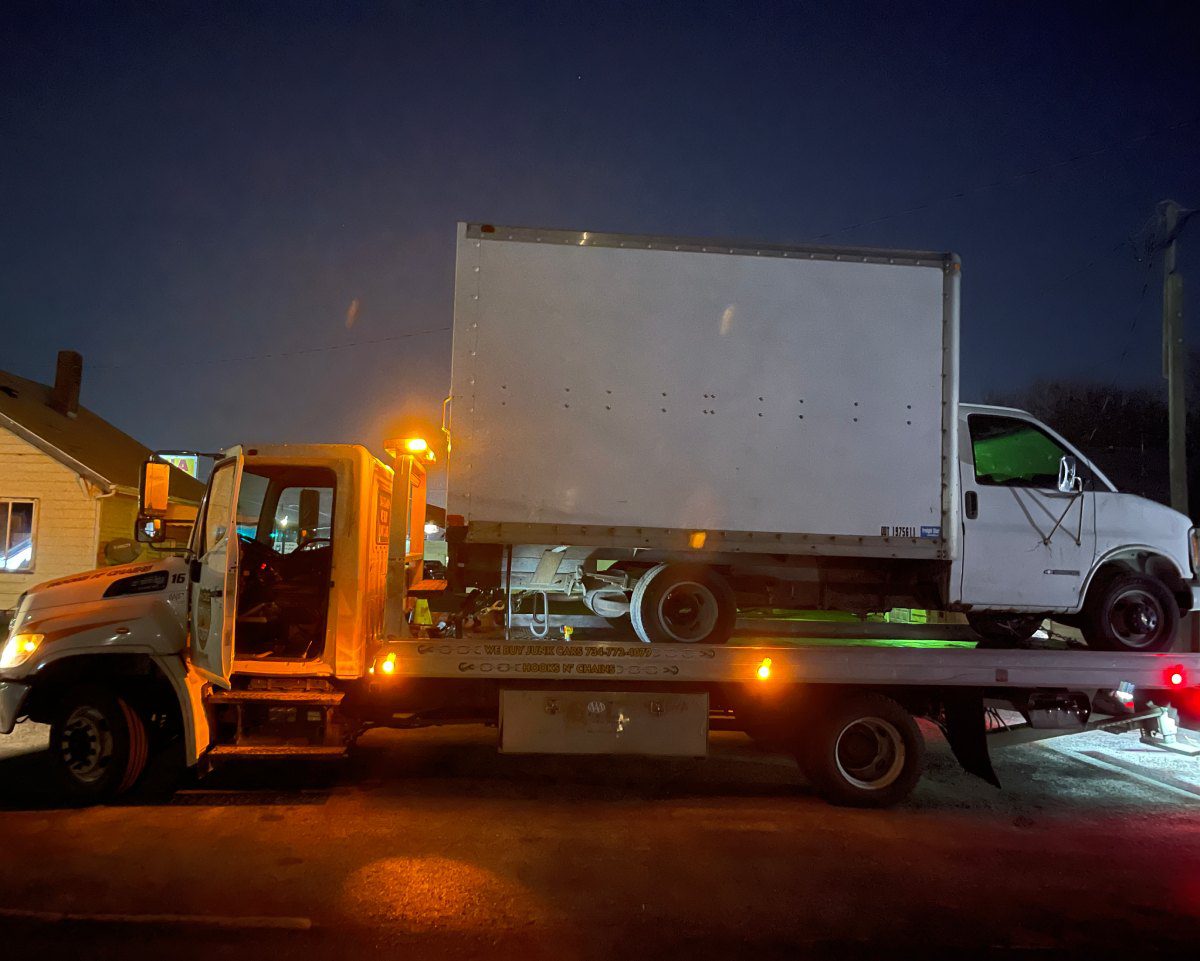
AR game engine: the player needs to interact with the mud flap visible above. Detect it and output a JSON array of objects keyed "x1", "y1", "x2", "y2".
[{"x1": 942, "y1": 689, "x2": 1001, "y2": 789}]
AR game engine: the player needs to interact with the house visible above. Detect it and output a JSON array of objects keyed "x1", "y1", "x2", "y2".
[{"x1": 0, "y1": 350, "x2": 204, "y2": 614}]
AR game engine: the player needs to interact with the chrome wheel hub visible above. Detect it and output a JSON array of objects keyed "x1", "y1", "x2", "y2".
[
  {"x1": 60, "y1": 705, "x2": 114, "y2": 783},
  {"x1": 834, "y1": 717, "x2": 905, "y2": 790}
]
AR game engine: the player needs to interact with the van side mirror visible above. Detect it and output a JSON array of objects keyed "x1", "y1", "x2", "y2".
[{"x1": 1057, "y1": 455, "x2": 1082, "y2": 494}]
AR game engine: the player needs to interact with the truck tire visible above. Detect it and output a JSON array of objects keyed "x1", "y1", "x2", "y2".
[
  {"x1": 967, "y1": 612, "x2": 1044, "y2": 648},
  {"x1": 630, "y1": 562, "x2": 736, "y2": 644},
  {"x1": 1082, "y1": 572, "x2": 1178, "y2": 653},
  {"x1": 49, "y1": 685, "x2": 149, "y2": 802},
  {"x1": 799, "y1": 693, "x2": 924, "y2": 808}
]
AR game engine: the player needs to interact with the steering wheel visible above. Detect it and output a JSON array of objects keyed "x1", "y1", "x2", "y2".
[
  {"x1": 238, "y1": 533, "x2": 279, "y2": 556},
  {"x1": 295, "y1": 536, "x2": 331, "y2": 552}
]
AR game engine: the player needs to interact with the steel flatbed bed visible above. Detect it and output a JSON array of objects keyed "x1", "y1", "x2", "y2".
[{"x1": 377, "y1": 635, "x2": 1200, "y2": 695}]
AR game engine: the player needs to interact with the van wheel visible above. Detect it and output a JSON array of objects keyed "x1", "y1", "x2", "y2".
[
  {"x1": 630, "y1": 563, "x2": 736, "y2": 644},
  {"x1": 49, "y1": 685, "x2": 149, "y2": 802},
  {"x1": 1082, "y1": 573, "x2": 1178, "y2": 653},
  {"x1": 800, "y1": 693, "x2": 924, "y2": 807},
  {"x1": 967, "y1": 612, "x2": 1044, "y2": 647}
]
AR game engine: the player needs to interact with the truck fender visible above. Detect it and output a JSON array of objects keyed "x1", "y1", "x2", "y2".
[
  {"x1": 151, "y1": 654, "x2": 211, "y2": 766},
  {"x1": 21, "y1": 647, "x2": 210, "y2": 767},
  {"x1": 940, "y1": 689, "x2": 1000, "y2": 789}
]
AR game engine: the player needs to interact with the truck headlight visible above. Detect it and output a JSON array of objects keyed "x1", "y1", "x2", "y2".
[
  {"x1": 1191, "y1": 528, "x2": 1200, "y2": 576},
  {"x1": 0, "y1": 633, "x2": 43, "y2": 670}
]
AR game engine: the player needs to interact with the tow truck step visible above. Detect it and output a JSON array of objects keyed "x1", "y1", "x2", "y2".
[
  {"x1": 208, "y1": 745, "x2": 348, "y2": 759},
  {"x1": 206, "y1": 690, "x2": 345, "y2": 705}
]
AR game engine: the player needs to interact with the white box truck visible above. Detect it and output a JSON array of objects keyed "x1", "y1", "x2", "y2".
[
  {"x1": 1, "y1": 223, "x2": 1198, "y2": 810},
  {"x1": 448, "y1": 223, "x2": 1200, "y2": 653}
]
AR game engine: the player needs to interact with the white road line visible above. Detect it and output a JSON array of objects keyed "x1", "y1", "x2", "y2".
[
  {"x1": 0, "y1": 907, "x2": 312, "y2": 930},
  {"x1": 1036, "y1": 743, "x2": 1200, "y2": 803}
]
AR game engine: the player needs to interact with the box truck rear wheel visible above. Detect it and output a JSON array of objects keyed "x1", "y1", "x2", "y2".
[
  {"x1": 630, "y1": 563, "x2": 736, "y2": 644},
  {"x1": 1082, "y1": 572, "x2": 1178, "y2": 653},
  {"x1": 800, "y1": 693, "x2": 923, "y2": 807},
  {"x1": 49, "y1": 685, "x2": 149, "y2": 802}
]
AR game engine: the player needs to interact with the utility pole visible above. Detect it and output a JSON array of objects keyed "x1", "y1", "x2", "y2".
[{"x1": 1161, "y1": 200, "x2": 1188, "y2": 515}]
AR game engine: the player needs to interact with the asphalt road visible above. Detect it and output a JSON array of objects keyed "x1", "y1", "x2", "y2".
[{"x1": 1, "y1": 720, "x2": 1199, "y2": 960}]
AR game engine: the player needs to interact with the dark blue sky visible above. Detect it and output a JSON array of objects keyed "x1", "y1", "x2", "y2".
[{"x1": 2, "y1": 1, "x2": 1198, "y2": 477}]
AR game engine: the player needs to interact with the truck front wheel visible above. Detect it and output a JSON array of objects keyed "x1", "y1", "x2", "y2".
[
  {"x1": 630, "y1": 563, "x2": 736, "y2": 644},
  {"x1": 799, "y1": 693, "x2": 924, "y2": 807},
  {"x1": 1082, "y1": 572, "x2": 1178, "y2": 654},
  {"x1": 49, "y1": 685, "x2": 149, "y2": 802}
]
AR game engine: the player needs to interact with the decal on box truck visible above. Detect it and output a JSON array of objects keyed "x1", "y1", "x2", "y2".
[{"x1": 881, "y1": 525, "x2": 941, "y2": 539}]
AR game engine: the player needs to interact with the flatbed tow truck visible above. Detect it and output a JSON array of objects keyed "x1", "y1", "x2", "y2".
[
  {"x1": 3, "y1": 225, "x2": 1199, "y2": 806},
  {"x1": 1, "y1": 440, "x2": 1196, "y2": 808}
]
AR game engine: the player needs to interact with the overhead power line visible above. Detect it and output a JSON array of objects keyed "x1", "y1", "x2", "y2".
[
  {"x1": 807, "y1": 115, "x2": 1200, "y2": 241},
  {"x1": 90, "y1": 324, "x2": 451, "y2": 372}
]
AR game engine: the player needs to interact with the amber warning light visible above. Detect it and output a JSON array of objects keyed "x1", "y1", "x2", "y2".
[{"x1": 384, "y1": 437, "x2": 436, "y2": 463}]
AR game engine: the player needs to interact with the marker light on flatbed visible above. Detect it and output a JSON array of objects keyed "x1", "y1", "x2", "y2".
[
  {"x1": 380, "y1": 652, "x2": 397, "y2": 675},
  {"x1": 757, "y1": 657, "x2": 772, "y2": 681}
]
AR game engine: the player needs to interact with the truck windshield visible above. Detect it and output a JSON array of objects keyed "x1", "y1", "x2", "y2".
[{"x1": 969, "y1": 414, "x2": 1076, "y2": 488}]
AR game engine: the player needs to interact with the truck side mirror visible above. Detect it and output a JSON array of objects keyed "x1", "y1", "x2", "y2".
[
  {"x1": 1057, "y1": 455, "x2": 1081, "y2": 494},
  {"x1": 136, "y1": 516, "x2": 165, "y2": 544},
  {"x1": 136, "y1": 460, "x2": 172, "y2": 543},
  {"x1": 140, "y1": 460, "x2": 171, "y2": 516}
]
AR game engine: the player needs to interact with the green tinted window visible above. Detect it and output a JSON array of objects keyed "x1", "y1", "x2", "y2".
[{"x1": 969, "y1": 415, "x2": 1069, "y2": 488}]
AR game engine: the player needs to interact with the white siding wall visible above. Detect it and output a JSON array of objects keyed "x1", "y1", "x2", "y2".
[{"x1": 0, "y1": 426, "x2": 99, "y2": 611}]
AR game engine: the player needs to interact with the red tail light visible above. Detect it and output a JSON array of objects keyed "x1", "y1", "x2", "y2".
[{"x1": 1167, "y1": 666, "x2": 1186, "y2": 687}]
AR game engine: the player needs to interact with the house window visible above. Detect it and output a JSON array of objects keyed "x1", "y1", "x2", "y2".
[{"x1": 0, "y1": 500, "x2": 37, "y2": 572}]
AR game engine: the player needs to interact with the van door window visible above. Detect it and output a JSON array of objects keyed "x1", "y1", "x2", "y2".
[{"x1": 968, "y1": 415, "x2": 1083, "y2": 489}]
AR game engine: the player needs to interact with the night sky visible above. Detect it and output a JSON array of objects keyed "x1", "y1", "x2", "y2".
[{"x1": 2, "y1": 2, "x2": 1198, "y2": 497}]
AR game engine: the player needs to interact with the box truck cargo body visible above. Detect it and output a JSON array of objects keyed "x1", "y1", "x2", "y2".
[
  {"x1": 449, "y1": 223, "x2": 959, "y2": 561},
  {"x1": 447, "y1": 224, "x2": 1198, "y2": 652}
]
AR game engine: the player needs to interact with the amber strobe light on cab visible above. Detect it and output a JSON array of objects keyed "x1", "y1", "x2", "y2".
[{"x1": 384, "y1": 437, "x2": 436, "y2": 463}]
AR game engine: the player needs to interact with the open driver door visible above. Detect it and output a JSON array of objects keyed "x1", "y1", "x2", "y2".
[{"x1": 189, "y1": 449, "x2": 244, "y2": 689}]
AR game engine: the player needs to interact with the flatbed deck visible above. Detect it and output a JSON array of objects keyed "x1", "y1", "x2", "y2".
[{"x1": 378, "y1": 635, "x2": 1200, "y2": 694}]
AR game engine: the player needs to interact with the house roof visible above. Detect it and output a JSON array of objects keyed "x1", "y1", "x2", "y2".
[{"x1": 0, "y1": 366, "x2": 205, "y2": 502}]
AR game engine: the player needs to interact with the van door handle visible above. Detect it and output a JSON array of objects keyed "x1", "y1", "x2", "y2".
[{"x1": 965, "y1": 491, "x2": 978, "y2": 519}]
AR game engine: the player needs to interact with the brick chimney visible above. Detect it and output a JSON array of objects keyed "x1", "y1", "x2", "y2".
[{"x1": 49, "y1": 350, "x2": 83, "y2": 417}]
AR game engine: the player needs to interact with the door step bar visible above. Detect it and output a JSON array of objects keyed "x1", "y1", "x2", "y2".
[{"x1": 207, "y1": 745, "x2": 348, "y2": 759}]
